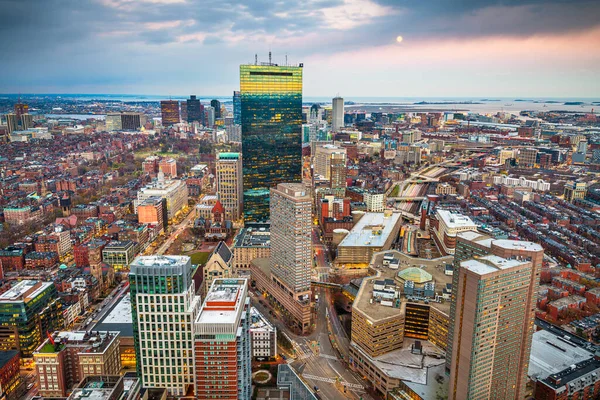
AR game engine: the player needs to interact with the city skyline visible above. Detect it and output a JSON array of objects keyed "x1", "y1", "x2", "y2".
[{"x1": 1, "y1": 0, "x2": 599, "y2": 97}]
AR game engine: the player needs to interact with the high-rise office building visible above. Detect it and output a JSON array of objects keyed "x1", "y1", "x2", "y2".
[
  {"x1": 270, "y1": 183, "x2": 312, "y2": 296},
  {"x1": 0, "y1": 280, "x2": 63, "y2": 357},
  {"x1": 447, "y1": 232, "x2": 544, "y2": 400},
  {"x1": 448, "y1": 255, "x2": 534, "y2": 400},
  {"x1": 194, "y1": 278, "x2": 251, "y2": 400},
  {"x1": 233, "y1": 91, "x2": 241, "y2": 125},
  {"x1": 204, "y1": 106, "x2": 215, "y2": 127},
  {"x1": 187, "y1": 95, "x2": 203, "y2": 123},
  {"x1": 210, "y1": 99, "x2": 221, "y2": 119},
  {"x1": 5, "y1": 114, "x2": 18, "y2": 134},
  {"x1": 240, "y1": 61, "x2": 303, "y2": 221},
  {"x1": 216, "y1": 152, "x2": 243, "y2": 221},
  {"x1": 314, "y1": 144, "x2": 347, "y2": 188},
  {"x1": 160, "y1": 100, "x2": 180, "y2": 126},
  {"x1": 332, "y1": 96, "x2": 344, "y2": 132},
  {"x1": 14, "y1": 103, "x2": 28, "y2": 119},
  {"x1": 129, "y1": 256, "x2": 201, "y2": 397},
  {"x1": 179, "y1": 101, "x2": 188, "y2": 122}
]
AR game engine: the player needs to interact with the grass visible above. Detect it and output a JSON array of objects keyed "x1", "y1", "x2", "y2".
[
  {"x1": 389, "y1": 184, "x2": 400, "y2": 197},
  {"x1": 134, "y1": 149, "x2": 180, "y2": 159},
  {"x1": 188, "y1": 251, "x2": 210, "y2": 265}
]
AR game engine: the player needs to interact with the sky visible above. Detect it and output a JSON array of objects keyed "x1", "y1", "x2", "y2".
[{"x1": 1, "y1": 0, "x2": 599, "y2": 97}]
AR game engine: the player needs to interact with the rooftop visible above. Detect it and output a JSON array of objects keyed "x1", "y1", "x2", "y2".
[
  {"x1": 234, "y1": 223, "x2": 270, "y2": 248},
  {"x1": 250, "y1": 307, "x2": 275, "y2": 331},
  {"x1": 95, "y1": 293, "x2": 133, "y2": 337},
  {"x1": 436, "y1": 209, "x2": 477, "y2": 230},
  {"x1": 196, "y1": 279, "x2": 248, "y2": 329},
  {"x1": 338, "y1": 212, "x2": 402, "y2": 248},
  {"x1": 0, "y1": 280, "x2": 53, "y2": 303},
  {"x1": 529, "y1": 329, "x2": 595, "y2": 382},
  {"x1": 461, "y1": 255, "x2": 529, "y2": 275}
]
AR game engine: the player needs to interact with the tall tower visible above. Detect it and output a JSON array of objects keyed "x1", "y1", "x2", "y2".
[
  {"x1": 447, "y1": 233, "x2": 544, "y2": 400},
  {"x1": 270, "y1": 183, "x2": 312, "y2": 297},
  {"x1": 160, "y1": 100, "x2": 180, "y2": 126},
  {"x1": 448, "y1": 255, "x2": 534, "y2": 400},
  {"x1": 216, "y1": 152, "x2": 243, "y2": 221},
  {"x1": 240, "y1": 60, "x2": 303, "y2": 221},
  {"x1": 194, "y1": 278, "x2": 251, "y2": 400},
  {"x1": 129, "y1": 255, "x2": 201, "y2": 397},
  {"x1": 186, "y1": 95, "x2": 203, "y2": 124},
  {"x1": 233, "y1": 91, "x2": 241, "y2": 125},
  {"x1": 332, "y1": 96, "x2": 344, "y2": 132},
  {"x1": 210, "y1": 99, "x2": 221, "y2": 119}
]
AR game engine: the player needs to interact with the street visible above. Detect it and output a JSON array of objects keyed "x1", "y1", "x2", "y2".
[
  {"x1": 250, "y1": 227, "x2": 375, "y2": 400},
  {"x1": 156, "y1": 206, "x2": 197, "y2": 255}
]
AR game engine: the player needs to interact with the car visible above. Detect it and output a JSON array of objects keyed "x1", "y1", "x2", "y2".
[{"x1": 27, "y1": 383, "x2": 34, "y2": 390}]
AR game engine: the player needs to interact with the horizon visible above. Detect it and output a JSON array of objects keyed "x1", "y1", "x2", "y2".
[{"x1": 2, "y1": 0, "x2": 599, "y2": 97}]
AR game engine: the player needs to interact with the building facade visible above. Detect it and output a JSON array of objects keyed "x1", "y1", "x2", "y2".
[
  {"x1": 160, "y1": 100, "x2": 180, "y2": 126},
  {"x1": 332, "y1": 96, "x2": 344, "y2": 132},
  {"x1": 216, "y1": 152, "x2": 243, "y2": 221},
  {"x1": 448, "y1": 255, "x2": 535, "y2": 400},
  {"x1": 136, "y1": 174, "x2": 188, "y2": 221},
  {"x1": 129, "y1": 255, "x2": 201, "y2": 397},
  {"x1": 240, "y1": 63, "x2": 303, "y2": 221},
  {"x1": 194, "y1": 278, "x2": 251, "y2": 400}
]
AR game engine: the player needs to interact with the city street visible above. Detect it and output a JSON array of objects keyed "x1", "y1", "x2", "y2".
[
  {"x1": 156, "y1": 206, "x2": 197, "y2": 255},
  {"x1": 250, "y1": 227, "x2": 375, "y2": 400}
]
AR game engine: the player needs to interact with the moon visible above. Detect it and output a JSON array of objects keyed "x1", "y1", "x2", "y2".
[{"x1": 396, "y1": 36, "x2": 403, "y2": 43}]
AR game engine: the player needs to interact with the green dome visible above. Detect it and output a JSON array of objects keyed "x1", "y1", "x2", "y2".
[
  {"x1": 59, "y1": 264, "x2": 68, "y2": 269},
  {"x1": 397, "y1": 267, "x2": 432, "y2": 284}
]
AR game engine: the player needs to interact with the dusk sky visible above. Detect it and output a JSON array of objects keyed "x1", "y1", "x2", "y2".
[{"x1": 2, "y1": 0, "x2": 599, "y2": 97}]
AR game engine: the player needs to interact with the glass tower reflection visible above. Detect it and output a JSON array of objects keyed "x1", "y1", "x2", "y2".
[{"x1": 240, "y1": 63, "x2": 303, "y2": 221}]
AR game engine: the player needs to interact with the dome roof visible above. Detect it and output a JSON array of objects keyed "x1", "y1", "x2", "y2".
[{"x1": 397, "y1": 267, "x2": 432, "y2": 284}]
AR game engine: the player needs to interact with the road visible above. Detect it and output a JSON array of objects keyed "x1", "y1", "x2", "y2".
[
  {"x1": 250, "y1": 227, "x2": 375, "y2": 400},
  {"x1": 156, "y1": 207, "x2": 197, "y2": 255}
]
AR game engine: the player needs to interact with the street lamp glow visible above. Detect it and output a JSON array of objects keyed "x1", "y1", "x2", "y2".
[{"x1": 396, "y1": 35, "x2": 403, "y2": 43}]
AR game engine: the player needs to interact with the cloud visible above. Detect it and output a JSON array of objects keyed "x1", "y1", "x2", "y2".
[{"x1": 0, "y1": 0, "x2": 598, "y2": 96}]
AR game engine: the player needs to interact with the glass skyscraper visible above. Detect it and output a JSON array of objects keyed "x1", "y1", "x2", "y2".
[
  {"x1": 240, "y1": 63, "x2": 303, "y2": 221},
  {"x1": 233, "y1": 90, "x2": 241, "y2": 125}
]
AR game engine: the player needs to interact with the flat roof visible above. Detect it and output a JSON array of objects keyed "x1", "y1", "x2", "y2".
[
  {"x1": 529, "y1": 329, "x2": 594, "y2": 382},
  {"x1": 351, "y1": 338, "x2": 445, "y2": 384},
  {"x1": 461, "y1": 255, "x2": 528, "y2": 275},
  {"x1": 234, "y1": 223, "x2": 270, "y2": 248},
  {"x1": 196, "y1": 279, "x2": 247, "y2": 327},
  {"x1": 436, "y1": 209, "x2": 476, "y2": 229},
  {"x1": 339, "y1": 212, "x2": 401, "y2": 248},
  {"x1": 0, "y1": 280, "x2": 52, "y2": 302},
  {"x1": 95, "y1": 293, "x2": 133, "y2": 337},
  {"x1": 353, "y1": 251, "x2": 451, "y2": 321}
]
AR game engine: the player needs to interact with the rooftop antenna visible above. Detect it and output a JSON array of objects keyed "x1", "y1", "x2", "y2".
[
  {"x1": 269, "y1": 51, "x2": 272, "y2": 65},
  {"x1": 255, "y1": 54, "x2": 257, "y2": 65},
  {"x1": 285, "y1": 53, "x2": 288, "y2": 66}
]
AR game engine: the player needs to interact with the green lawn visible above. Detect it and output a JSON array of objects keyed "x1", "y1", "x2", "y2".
[
  {"x1": 188, "y1": 251, "x2": 210, "y2": 265},
  {"x1": 389, "y1": 184, "x2": 400, "y2": 197}
]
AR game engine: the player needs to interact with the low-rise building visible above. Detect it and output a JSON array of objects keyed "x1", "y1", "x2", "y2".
[
  {"x1": 102, "y1": 241, "x2": 136, "y2": 271},
  {"x1": 250, "y1": 307, "x2": 277, "y2": 360},
  {"x1": 0, "y1": 351, "x2": 20, "y2": 399},
  {"x1": 432, "y1": 209, "x2": 478, "y2": 255},
  {"x1": 34, "y1": 331, "x2": 121, "y2": 398},
  {"x1": 232, "y1": 223, "x2": 270, "y2": 273}
]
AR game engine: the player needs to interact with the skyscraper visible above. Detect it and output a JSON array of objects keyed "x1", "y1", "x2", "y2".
[
  {"x1": 14, "y1": 102, "x2": 28, "y2": 119},
  {"x1": 240, "y1": 61, "x2": 303, "y2": 221},
  {"x1": 194, "y1": 278, "x2": 251, "y2": 400},
  {"x1": 447, "y1": 232, "x2": 544, "y2": 400},
  {"x1": 186, "y1": 95, "x2": 203, "y2": 123},
  {"x1": 216, "y1": 152, "x2": 243, "y2": 221},
  {"x1": 129, "y1": 255, "x2": 201, "y2": 397},
  {"x1": 210, "y1": 99, "x2": 221, "y2": 119},
  {"x1": 233, "y1": 91, "x2": 241, "y2": 125},
  {"x1": 160, "y1": 100, "x2": 180, "y2": 126},
  {"x1": 332, "y1": 96, "x2": 344, "y2": 132},
  {"x1": 314, "y1": 144, "x2": 347, "y2": 188},
  {"x1": 270, "y1": 183, "x2": 312, "y2": 297},
  {"x1": 448, "y1": 255, "x2": 533, "y2": 400}
]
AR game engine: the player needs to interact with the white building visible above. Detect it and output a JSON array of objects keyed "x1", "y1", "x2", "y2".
[
  {"x1": 129, "y1": 255, "x2": 201, "y2": 397},
  {"x1": 136, "y1": 172, "x2": 188, "y2": 220},
  {"x1": 216, "y1": 152, "x2": 243, "y2": 221},
  {"x1": 332, "y1": 96, "x2": 344, "y2": 132},
  {"x1": 364, "y1": 192, "x2": 385, "y2": 212},
  {"x1": 250, "y1": 307, "x2": 277, "y2": 359},
  {"x1": 433, "y1": 209, "x2": 478, "y2": 255},
  {"x1": 314, "y1": 144, "x2": 347, "y2": 181},
  {"x1": 493, "y1": 175, "x2": 551, "y2": 191}
]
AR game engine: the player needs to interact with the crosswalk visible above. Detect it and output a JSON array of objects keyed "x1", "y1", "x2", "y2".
[{"x1": 302, "y1": 373, "x2": 365, "y2": 390}]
